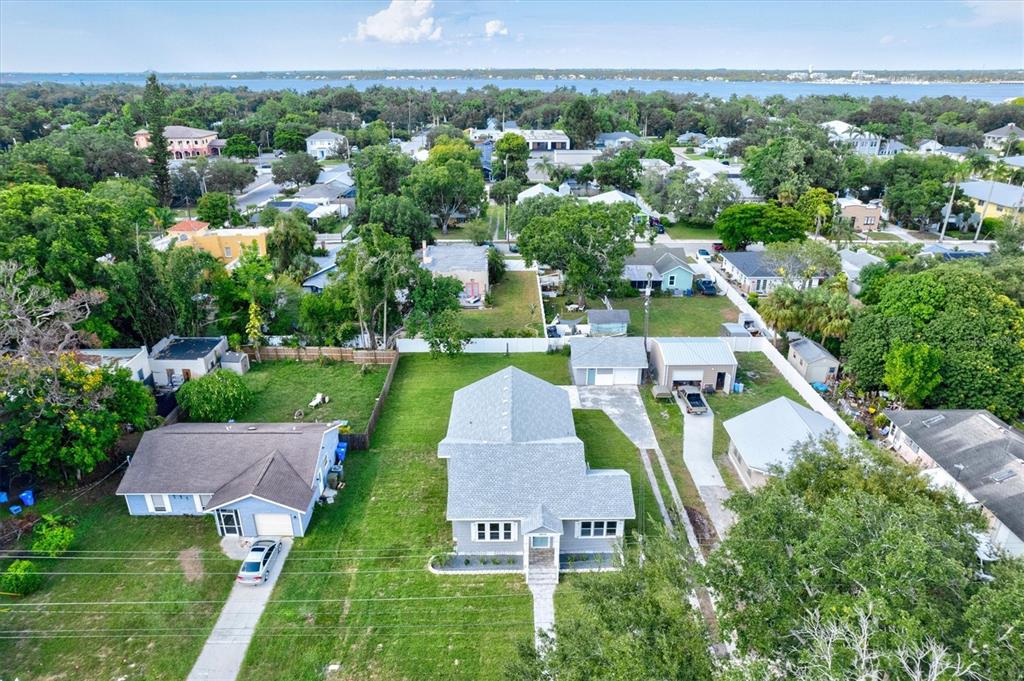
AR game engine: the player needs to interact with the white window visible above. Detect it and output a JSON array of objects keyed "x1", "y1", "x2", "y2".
[
  {"x1": 146, "y1": 494, "x2": 170, "y2": 513},
  {"x1": 474, "y1": 521, "x2": 515, "y2": 542},
  {"x1": 864, "y1": 216, "x2": 876, "y2": 225},
  {"x1": 667, "y1": 275, "x2": 676, "y2": 287},
  {"x1": 224, "y1": 246, "x2": 232, "y2": 258},
  {"x1": 577, "y1": 520, "x2": 619, "y2": 538}
]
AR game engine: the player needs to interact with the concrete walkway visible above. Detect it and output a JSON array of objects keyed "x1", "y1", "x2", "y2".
[
  {"x1": 577, "y1": 386, "x2": 658, "y2": 449},
  {"x1": 529, "y1": 582, "x2": 556, "y2": 647},
  {"x1": 187, "y1": 538, "x2": 292, "y2": 681},
  {"x1": 679, "y1": 401, "x2": 736, "y2": 538}
]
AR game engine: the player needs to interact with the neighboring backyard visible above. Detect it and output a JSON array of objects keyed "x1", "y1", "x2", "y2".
[
  {"x1": 240, "y1": 353, "x2": 570, "y2": 681},
  {"x1": 705, "y1": 352, "x2": 808, "y2": 490},
  {"x1": 664, "y1": 220, "x2": 720, "y2": 241},
  {"x1": 236, "y1": 359, "x2": 389, "y2": 430},
  {"x1": 545, "y1": 294, "x2": 737, "y2": 337},
  {"x1": 0, "y1": 489, "x2": 237, "y2": 680},
  {"x1": 573, "y1": 409, "x2": 662, "y2": 536},
  {"x1": 461, "y1": 271, "x2": 544, "y2": 337}
]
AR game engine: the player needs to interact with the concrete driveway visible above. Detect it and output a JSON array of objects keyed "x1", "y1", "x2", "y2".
[
  {"x1": 679, "y1": 401, "x2": 736, "y2": 537},
  {"x1": 576, "y1": 385, "x2": 658, "y2": 449},
  {"x1": 186, "y1": 538, "x2": 292, "y2": 681}
]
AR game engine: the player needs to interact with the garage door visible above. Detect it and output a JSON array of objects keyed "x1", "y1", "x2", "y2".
[
  {"x1": 594, "y1": 369, "x2": 615, "y2": 386},
  {"x1": 254, "y1": 513, "x2": 294, "y2": 537},
  {"x1": 671, "y1": 369, "x2": 703, "y2": 382},
  {"x1": 612, "y1": 368, "x2": 638, "y2": 384}
]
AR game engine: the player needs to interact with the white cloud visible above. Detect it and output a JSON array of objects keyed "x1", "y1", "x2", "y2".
[
  {"x1": 484, "y1": 19, "x2": 509, "y2": 38},
  {"x1": 879, "y1": 34, "x2": 896, "y2": 45},
  {"x1": 357, "y1": 0, "x2": 442, "y2": 44},
  {"x1": 952, "y1": 0, "x2": 1024, "y2": 27}
]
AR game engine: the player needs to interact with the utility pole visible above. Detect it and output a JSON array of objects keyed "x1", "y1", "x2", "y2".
[
  {"x1": 643, "y1": 272, "x2": 653, "y2": 352},
  {"x1": 938, "y1": 170, "x2": 959, "y2": 242}
]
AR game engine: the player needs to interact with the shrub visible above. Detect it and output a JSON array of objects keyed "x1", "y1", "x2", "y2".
[
  {"x1": 747, "y1": 292, "x2": 760, "y2": 309},
  {"x1": 32, "y1": 515, "x2": 76, "y2": 557},
  {"x1": 1, "y1": 560, "x2": 43, "y2": 595},
  {"x1": 176, "y1": 369, "x2": 255, "y2": 422}
]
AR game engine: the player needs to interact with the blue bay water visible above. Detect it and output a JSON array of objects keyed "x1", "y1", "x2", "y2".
[{"x1": 2, "y1": 73, "x2": 1022, "y2": 102}]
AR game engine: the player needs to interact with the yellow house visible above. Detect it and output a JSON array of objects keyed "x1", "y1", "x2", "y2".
[
  {"x1": 958, "y1": 180, "x2": 1024, "y2": 221},
  {"x1": 169, "y1": 220, "x2": 270, "y2": 268}
]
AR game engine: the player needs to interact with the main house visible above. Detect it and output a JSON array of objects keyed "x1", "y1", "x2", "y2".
[
  {"x1": 836, "y1": 197, "x2": 883, "y2": 231},
  {"x1": 884, "y1": 409, "x2": 1024, "y2": 559},
  {"x1": 438, "y1": 368, "x2": 635, "y2": 581},
  {"x1": 134, "y1": 125, "x2": 224, "y2": 159},
  {"x1": 983, "y1": 122, "x2": 1022, "y2": 151},
  {"x1": 117, "y1": 423, "x2": 341, "y2": 537}
]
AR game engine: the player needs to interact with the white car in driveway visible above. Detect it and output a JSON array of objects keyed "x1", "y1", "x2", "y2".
[
  {"x1": 236, "y1": 539, "x2": 282, "y2": 586},
  {"x1": 696, "y1": 248, "x2": 712, "y2": 263}
]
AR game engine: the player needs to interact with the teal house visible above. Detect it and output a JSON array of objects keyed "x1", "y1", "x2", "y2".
[{"x1": 623, "y1": 246, "x2": 696, "y2": 294}]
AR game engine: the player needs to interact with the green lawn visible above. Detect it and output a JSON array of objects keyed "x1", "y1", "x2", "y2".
[
  {"x1": 664, "y1": 220, "x2": 720, "y2": 241},
  {"x1": 461, "y1": 271, "x2": 544, "y2": 337},
  {"x1": 0, "y1": 491, "x2": 237, "y2": 680},
  {"x1": 704, "y1": 352, "x2": 808, "y2": 490},
  {"x1": 241, "y1": 353, "x2": 569, "y2": 681},
  {"x1": 617, "y1": 295, "x2": 738, "y2": 337},
  {"x1": 573, "y1": 410, "x2": 662, "y2": 536},
  {"x1": 235, "y1": 360, "x2": 388, "y2": 430},
  {"x1": 860, "y1": 229, "x2": 901, "y2": 240}
]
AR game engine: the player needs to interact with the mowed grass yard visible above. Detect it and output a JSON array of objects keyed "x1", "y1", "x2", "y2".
[
  {"x1": 240, "y1": 354, "x2": 570, "y2": 681},
  {"x1": 0, "y1": 491, "x2": 237, "y2": 680},
  {"x1": 235, "y1": 360, "x2": 388, "y2": 430},
  {"x1": 705, "y1": 352, "x2": 808, "y2": 490},
  {"x1": 573, "y1": 410, "x2": 662, "y2": 536},
  {"x1": 461, "y1": 271, "x2": 544, "y2": 337},
  {"x1": 545, "y1": 293, "x2": 737, "y2": 338},
  {"x1": 663, "y1": 220, "x2": 720, "y2": 241}
]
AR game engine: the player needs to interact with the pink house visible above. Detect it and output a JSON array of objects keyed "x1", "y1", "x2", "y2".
[{"x1": 134, "y1": 125, "x2": 225, "y2": 159}]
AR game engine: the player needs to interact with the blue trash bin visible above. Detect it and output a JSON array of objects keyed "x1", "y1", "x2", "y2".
[
  {"x1": 0, "y1": 492, "x2": 7, "y2": 504},
  {"x1": 9, "y1": 505, "x2": 23, "y2": 515},
  {"x1": 335, "y1": 441, "x2": 348, "y2": 463},
  {"x1": 19, "y1": 490, "x2": 35, "y2": 507}
]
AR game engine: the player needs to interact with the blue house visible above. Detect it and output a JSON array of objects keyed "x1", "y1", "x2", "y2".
[
  {"x1": 622, "y1": 246, "x2": 696, "y2": 294},
  {"x1": 116, "y1": 423, "x2": 340, "y2": 537}
]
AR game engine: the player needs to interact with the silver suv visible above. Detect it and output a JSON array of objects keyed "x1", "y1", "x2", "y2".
[{"x1": 236, "y1": 539, "x2": 281, "y2": 586}]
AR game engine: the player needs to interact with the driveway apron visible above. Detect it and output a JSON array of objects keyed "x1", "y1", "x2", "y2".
[
  {"x1": 679, "y1": 402, "x2": 736, "y2": 537},
  {"x1": 187, "y1": 538, "x2": 292, "y2": 681}
]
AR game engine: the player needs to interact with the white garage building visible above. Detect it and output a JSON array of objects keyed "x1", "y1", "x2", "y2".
[{"x1": 569, "y1": 336, "x2": 648, "y2": 386}]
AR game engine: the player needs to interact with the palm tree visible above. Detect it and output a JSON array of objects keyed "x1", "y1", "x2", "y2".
[{"x1": 758, "y1": 285, "x2": 805, "y2": 347}]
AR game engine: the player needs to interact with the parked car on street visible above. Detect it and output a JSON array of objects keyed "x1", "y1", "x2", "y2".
[
  {"x1": 711, "y1": 242, "x2": 724, "y2": 252},
  {"x1": 236, "y1": 539, "x2": 282, "y2": 585}
]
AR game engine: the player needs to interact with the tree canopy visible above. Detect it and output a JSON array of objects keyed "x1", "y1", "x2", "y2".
[{"x1": 715, "y1": 203, "x2": 810, "y2": 250}]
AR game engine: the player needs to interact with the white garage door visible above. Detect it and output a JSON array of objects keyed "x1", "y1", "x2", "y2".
[
  {"x1": 612, "y1": 368, "x2": 638, "y2": 384},
  {"x1": 254, "y1": 513, "x2": 294, "y2": 537},
  {"x1": 671, "y1": 368, "x2": 703, "y2": 382},
  {"x1": 594, "y1": 368, "x2": 615, "y2": 386}
]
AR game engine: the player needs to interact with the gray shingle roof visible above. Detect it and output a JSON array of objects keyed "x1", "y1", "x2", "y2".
[
  {"x1": 439, "y1": 368, "x2": 635, "y2": 523},
  {"x1": 570, "y1": 336, "x2": 648, "y2": 370},
  {"x1": 839, "y1": 248, "x2": 883, "y2": 270},
  {"x1": 624, "y1": 246, "x2": 693, "y2": 273},
  {"x1": 958, "y1": 180, "x2": 1024, "y2": 209},
  {"x1": 724, "y1": 397, "x2": 848, "y2": 474},
  {"x1": 523, "y1": 503, "x2": 563, "y2": 534},
  {"x1": 721, "y1": 251, "x2": 778, "y2": 278},
  {"x1": 307, "y1": 130, "x2": 346, "y2": 141},
  {"x1": 984, "y1": 122, "x2": 1022, "y2": 138},
  {"x1": 439, "y1": 367, "x2": 577, "y2": 447},
  {"x1": 151, "y1": 337, "x2": 222, "y2": 361},
  {"x1": 421, "y1": 244, "x2": 488, "y2": 275},
  {"x1": 587, "y1": 309, "x2": 630, "y2": 325},
  {"x1": 116, "y1": 423, "x2": 332, "y2": 512},
  {"x1": 883, "y1": 409, "x2": 1024, "y2": 543},
  {"x1": 652, "y1": 337, "x2": 737, "y2": 367}
]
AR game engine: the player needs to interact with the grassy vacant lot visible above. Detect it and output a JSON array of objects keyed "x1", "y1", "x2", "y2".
[
  {"x1": 461, "y1": 271, "x2": 543, "y2": 337},
  {"x1": 664, "y1": 220, "x2": 720, "y2": 241},
  {"x1": 862, "y1": 230, "x2": 902, "y2": 241},
  {"x1": 240, "y1": 353, "x2": 569, "y2": 681},
  {"x1": 236, "y1": 360, "x2": 388, "y2": 430},
  {"x1": 705, "y1": 352, "x2": 807, "y2": 490},
  {"x1": 0, "y1": 491, "x2": 237, "y2": 680},
  {"x1": 573, "y1": 410, "x2": 662, "y2": 535}
]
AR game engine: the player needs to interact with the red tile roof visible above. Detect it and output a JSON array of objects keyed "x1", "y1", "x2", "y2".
[{"x1": 169, "y1": 220, "x2": 210, "y2": 233}]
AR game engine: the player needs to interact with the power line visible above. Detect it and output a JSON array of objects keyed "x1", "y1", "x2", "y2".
[
  {"x1": 0, "y1": 593, "x2": 532, "y2": 607},
  {"x1": 2, "y1": 621, "x2": 534, "y2": 634},
  {"x1": 0, "y1": 604, "x2": 531, "y2": 617}
]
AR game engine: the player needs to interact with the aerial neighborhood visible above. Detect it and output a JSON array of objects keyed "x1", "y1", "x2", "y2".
[{"x1": 1, "y1": 3, "x2": 1023, "y2": 679}]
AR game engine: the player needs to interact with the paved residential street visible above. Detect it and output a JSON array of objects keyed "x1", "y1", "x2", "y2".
[
  {"x1": 236, "y1": 175, "x2": 282, "y2": 208},
  {"x1": 186, "y1": 538, "x2": 292, "y2": 681}
]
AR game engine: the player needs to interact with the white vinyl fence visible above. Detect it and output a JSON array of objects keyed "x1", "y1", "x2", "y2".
[{"x1": 397, "y1": 337, "x2": 556, "y2": 354}]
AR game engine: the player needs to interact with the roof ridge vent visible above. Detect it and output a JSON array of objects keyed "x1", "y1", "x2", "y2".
[{"x1": 922, "y1": 415, "x2": 946, "y2": 427}]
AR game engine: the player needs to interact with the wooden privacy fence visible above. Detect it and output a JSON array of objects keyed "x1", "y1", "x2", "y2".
[
  {"x1": 343, "y1": 352, "x2": 401, "y2": 450},
  {"x1": 242, "y1": 345, "x2": 397, "y2": 365}
]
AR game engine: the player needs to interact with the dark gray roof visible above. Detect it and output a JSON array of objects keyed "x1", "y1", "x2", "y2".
[
  {"x1": 439, "y1": 368, "x2": 635, "y2": 523},
  {"x1": 222, "y1": 351, "x2": 247, "y2": 364},
  {"x1": 884, "y1": 409, "x2": 1024, "y2": 543},
  {"x1": 588, "y1": 309, "x2": 630, "y2": 325},
  {"x1": 439, "y1": 367, "x2": 577, "y2": 447},
  {"x1": 570, "y1": 336, "x2": 648, "y2": 370},
  {"x1": 721, "y1": 251, "x2": 778, "y2": 278},
  {"x1": 116, "y1": 423, "x2": 333, "y2": 512},
  {"x1": 151, "y1": 337, "x2": 222, "y2": 361}
]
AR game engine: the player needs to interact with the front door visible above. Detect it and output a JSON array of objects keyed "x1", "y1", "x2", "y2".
[
  {"x1": 527, "y1": 534, "x2": 556, "y2": 571},
  {"x1": 217, "y1": 509, "x2": 241, "y2": 536},
  {"x1": 182, "y1": 368, "x2": 192, "y2": 382},
  {"x1": 716, "y1": 372, "x2": 727, "y2": 391}
]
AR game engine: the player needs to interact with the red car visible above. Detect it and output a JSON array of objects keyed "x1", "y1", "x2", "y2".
[{"x1": 711, "y1": 242, "x2": 724, "y2": 252}]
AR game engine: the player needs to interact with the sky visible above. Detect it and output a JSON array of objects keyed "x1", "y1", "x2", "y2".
[{"x1": 1, "y1": 0, "x2": 1022, "y2": 73}]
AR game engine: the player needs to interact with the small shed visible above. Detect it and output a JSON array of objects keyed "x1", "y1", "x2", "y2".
[
  {"x1": 222, "y1": 351, "x2": 251, "y2": 376},
  {"x1": 587, "y1": 309, "x2": 630, "y2": 337},
  {"x1": 720, "y1": 322, "x2": 751, "y2": 338},
  {"x1": 787, "y1": 335, "x2": 839, "y2": 385},
  {"x1": 569, "y1": 337, "x2": 648, "y2": 386}
]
